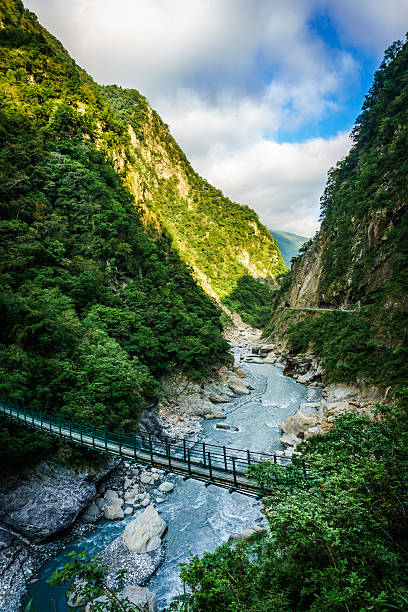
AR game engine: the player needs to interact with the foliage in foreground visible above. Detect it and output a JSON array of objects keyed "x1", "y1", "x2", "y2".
[
  {"x1": 171, "y1": 393, "x2": 408, "y2": 611},
  {"x1": 48, "y1": 551, "x2": 145, "y2": 611}
]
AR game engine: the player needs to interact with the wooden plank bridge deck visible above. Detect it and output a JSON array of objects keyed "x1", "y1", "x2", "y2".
[{"x1": 0, "y1": 403, "x2": 304, "y2": 498}]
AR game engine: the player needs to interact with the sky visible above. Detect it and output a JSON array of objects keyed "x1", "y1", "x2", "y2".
[{"x1": 25, "y1": 1, "x2": 408, "y2": 236}]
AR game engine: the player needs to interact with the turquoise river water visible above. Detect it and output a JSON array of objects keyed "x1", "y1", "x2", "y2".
[{"x1": 27, "y1": 357, "x2": 320, "y2": 610}]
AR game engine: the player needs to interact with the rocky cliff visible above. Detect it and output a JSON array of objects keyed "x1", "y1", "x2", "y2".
[{"x1": 265, "y1": 38, "x2": 408, "y2": 390}]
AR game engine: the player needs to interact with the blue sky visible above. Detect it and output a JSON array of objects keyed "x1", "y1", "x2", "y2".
[{"x1": 25, "y1": 0, "x2": 408, "y2": 235}]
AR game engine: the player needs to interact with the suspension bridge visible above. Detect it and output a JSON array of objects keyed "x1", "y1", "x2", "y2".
[{"x1": 0, "y1": 402, "x2": 306, "y2": 498}]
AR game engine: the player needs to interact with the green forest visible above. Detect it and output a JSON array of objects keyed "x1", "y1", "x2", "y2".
[{"x1": 0, "y1": 0, "x2": 236, "y2": 464}]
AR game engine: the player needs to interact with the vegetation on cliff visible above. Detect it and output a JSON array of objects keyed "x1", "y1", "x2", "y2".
[
  {"x1": 99, "y1": 84, "x2": 286, "y2": 318},
  {"x1": 266, "y1": 39, "x2": 408, "y2": 388},
  {"x1": 0, "y1": 0, "x2": 240, "y2": 462}
]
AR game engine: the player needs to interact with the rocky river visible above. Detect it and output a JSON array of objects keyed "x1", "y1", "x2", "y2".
[{"x1": 1, "y1": 330, "x2": 325, "y2": 611}]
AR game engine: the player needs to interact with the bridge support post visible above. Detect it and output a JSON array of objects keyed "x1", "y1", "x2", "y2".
[
  {"x1": 183, "y1": 439, "x2": 187, "y2": 461},
  {"x1": 208, "y1": 452, "x2": 213, "y2": 481},
  {"x1": 167, "y1": 442, "x2": 172, "y2": 470},
  {"x1": 187, "y1": 449, "x2": 192, "y2": 475},
  {"x1": 149, "y1": 434, "x2": 154, "y2": 465},
  {"x1": 202, "y1": 443, "x2": 206, "y2": 466},
  {"x1": 223, "y1": 446, "x2": 227, "y2": 471},
  {"x1": 232, "y1": 456, "x2": 237, "y2": 487},
  {"x1": 118, "y1": 432, "x2": 122, "y2": 457},
  {"x1": 247, "y1": 450, "x2": 251, "y2": 466}
]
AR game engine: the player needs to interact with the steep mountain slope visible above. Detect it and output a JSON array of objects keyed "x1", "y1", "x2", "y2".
[
  {"x1": 265, "y1": 39, "x2": 408, "y2": 388},
  {"x1": 270, "y1": 229, "x2": 309, "y2": 267},
  {"x1": 0, "y1": 0, "x2": 248, "y2": 462},
  {"x1": 100, "y1": 85, "x2": 286, "y2": 306},
  {"x1": 0, "y1": 0, "x2": 285, "y2": 320}
]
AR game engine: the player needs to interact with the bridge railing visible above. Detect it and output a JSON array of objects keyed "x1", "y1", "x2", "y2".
[{"x1": 0, "y1": 401, "x2": 308, "y2": 491}]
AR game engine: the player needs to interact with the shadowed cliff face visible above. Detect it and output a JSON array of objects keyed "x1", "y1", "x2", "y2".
[{"x1": 265, "y1": 39, "x2": 408, "y2": 388}]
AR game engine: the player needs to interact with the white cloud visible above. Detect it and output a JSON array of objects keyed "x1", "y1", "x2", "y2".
[
  {"x1": 193, "y1": 131, "x2": 351, "y2": 237},
  {"x1": 325, "y1": 0, "x2": 408, "y2": 55},
  {"x1": 23, "y1": 0, "x2": 407, "y2": 235}
]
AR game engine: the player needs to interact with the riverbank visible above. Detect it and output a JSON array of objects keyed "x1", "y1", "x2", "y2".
[
  {"x1": 12, "y1": 321, "x2": 307, "y2": 610},
  {"x1": 1, "y1": 319, "x2": 364, "y2": 611}
]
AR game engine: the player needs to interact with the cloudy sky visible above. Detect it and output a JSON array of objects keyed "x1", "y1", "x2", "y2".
[{"x1": 25, "y1": 1, "x2": 408, "y2": 236}]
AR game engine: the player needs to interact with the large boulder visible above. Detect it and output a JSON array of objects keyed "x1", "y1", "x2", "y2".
[
  {"x1": 280, "y1": 411, "x2": 320, "y2": 436},
  {"x1": 85, "y1": 586, "x2": 157, "y2": 612},
  {"x1": 228, "y1": 525, "x2": 267, "y2": 542},
  {"x1": 123, "y1": 505, "x2": 167, "y2": 553},
  {"x1": 104, "y1": 505, "x2": 124, "y2": 521},
  {"x1": 0, "y1": 460, "x2": 116, "y2": 542},
  {"x1": 187, "y1": 398, "x2": 220, "y2": 417}
]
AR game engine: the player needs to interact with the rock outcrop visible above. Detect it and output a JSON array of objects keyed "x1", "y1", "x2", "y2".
[{"x1": 0, "y1": 460, "x2": 115, "y2": 542}]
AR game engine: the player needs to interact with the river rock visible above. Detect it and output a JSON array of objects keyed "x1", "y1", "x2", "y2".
[
  {"x1": 95, "y1": 497, "x2": 105, "y2": 510},
  {"x1": 85, "y1": 586, "x2": 157, "y2": 612},
  {"x1": 67, "y1": 582, "x2": 88, "y2": 608},
  {"x1": 206, "y1": 392, "x2": 227, "y2": 403},
  {"x1": 228, "y1": 525, "x2": 267, "y2": 542},
  {"x1": 104, "y1": 489, "x2": 121, "y2": 505},
  {"x1": 123, "y1": 505, "x2": 167, "y2": 553},
  {"x1": 280, "y1": 432, "x2": 301, "y2": 447},
  {"x1": 124, "y1": 477, "x2": 133, "y2": 490},
  {"x1": 215, "y1": 423, "x2": 239, "y2": 431},
  {"x1": 125, "y1": 487, "x2": 139, "y2": 500},
  {"x1": 205, "y1": 405, "x2": 226, "y2": 419},
  {"x1": 104, "y1": 505, "x2": 124, "y2": 520},
  {"x1": 124, "y1": 507, "x2": 133, "y2": 516},
  {"x1": 140, "y1": 499, "x2": 150, "y2": 508},
  {"x1": 187, "y1": 398, "x2": 223, "y2": 418},
  {"x1": 98, "y1": 537, "x2": 163, "y2": 593},
  {"x1": 140, "y1": 471, "x2": 154, "y2": 485},
  {"x1": 0, "y1": 460, "x2": 116, "y2": 542},
  {"x1": 227, "y1": 376, "x2": 250, "y2": 395},
  {"x1": 304, "y1": 426, "x2": 322, "y2": 439},
  {"x1": 280, "y1": 412, "x2": 320, "y2": 436},
  {"x1": 81, "y1": 502, "x2": 101, "y2": 523},
  {"x1": 158, "y1": 482, "x2": 174, "y2": 493},
  {"x1": 234, "y1": 368, "x2": 246, "y2": 378},
  {"x1": 123, "y1": 586, "x2": 157, "y2": 612}
]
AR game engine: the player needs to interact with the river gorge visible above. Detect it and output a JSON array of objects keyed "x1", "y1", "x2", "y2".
[{"x1": 22, "y1": 340, "x2": 321, "y2": 611}]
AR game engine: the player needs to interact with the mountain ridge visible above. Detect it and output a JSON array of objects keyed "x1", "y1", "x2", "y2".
[{"x1": 269, "y1": 229, "x2": 309, "y2": 267}]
